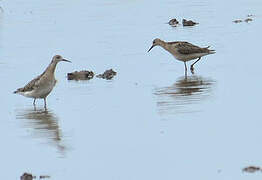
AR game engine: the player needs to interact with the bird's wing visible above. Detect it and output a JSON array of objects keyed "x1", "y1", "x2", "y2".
[
  {"x1": 16, "y1": 75, "x2": 42, "y2": 92},
  {"x1": 175, "y1": 42, "x2": 210, "y2": 54}
]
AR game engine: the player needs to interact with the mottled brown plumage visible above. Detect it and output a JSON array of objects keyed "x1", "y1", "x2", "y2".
[
  {"x1": 15, "y1": 73, "x2": 43, "y2": 93},
  {"x1": 177, "y1": 43, "x2": 210, "y2": 54}
]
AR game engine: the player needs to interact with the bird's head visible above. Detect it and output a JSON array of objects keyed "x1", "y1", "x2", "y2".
[
  {"x1": 148, "y1": 38, "x2": 162, "y2": 52},
  {"x1": 52, "y1": 55, "x2": 71, "y2": 63}
]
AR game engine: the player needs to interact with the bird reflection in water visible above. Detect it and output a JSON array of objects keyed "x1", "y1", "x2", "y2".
[
  {"x1": 16, "y1": 108, "x2": 67, "y2": 157},
  {"x1": 154, "y1": 76, "x2": 215, "y2": 115}
]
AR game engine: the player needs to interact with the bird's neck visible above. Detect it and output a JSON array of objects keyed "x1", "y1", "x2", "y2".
[
  {"x1": 44, "y1": 61, "x2": 58, "y2": 76},
  {"x1": 159, "y1": 41, "x2": 170, "y2": 51}
]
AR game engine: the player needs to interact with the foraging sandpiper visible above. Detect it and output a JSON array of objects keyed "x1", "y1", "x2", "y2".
[
  {"x1": 14, "y1": 55, "x2": 71, "y2": 108},
  {"x1": 148, "y1": 38, "x2": 215, "y2": 75}
]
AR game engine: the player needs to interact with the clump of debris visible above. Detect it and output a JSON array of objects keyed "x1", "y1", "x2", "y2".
[
  {"x1": 40, "y1": 175, "x2": 51, "y2": 179},
  {"x1": 168, "y1": 18, "x2": 179, "y2": 26},
  {"x1": 233, "y1": 19, "x2": 242, "y2": 23},
  {"x1": 233, "y1": 14, "x2": 254, "y2": 23},
  {"x1": 244, "y1": 18, "x2": 252, "y2": 23},
  {"x1": 67, "y1": 70, "x2": 94, "y2": 80},
  {"x1": 20, "y1": 172, "x2": 50, "y2": 180},
  {"x1": 242, "y1": 166, "x2": 261, "y2": 173},
  {"x1": 96, "y1": 69, "x2": 117, "y2": 80},
  {"x1": 21, "y1": 173, "x2": 34, "y2": 180},
  {"x1": 67, "y1": 69, "x2": 117, "y2": 81},
  {"x1": 168, "y1": 18, "x2": 199, "y2": 27},
  {"x1": 182, "y1": 19, "x2": 198, "y2": 26}
]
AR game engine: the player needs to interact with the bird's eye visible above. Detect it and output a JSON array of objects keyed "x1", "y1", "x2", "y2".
[{"x1": 56, "y1": 56, "x2": 61, "y2": 59}]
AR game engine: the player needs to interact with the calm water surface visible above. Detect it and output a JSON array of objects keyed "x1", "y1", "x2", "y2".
[{"x1": 0, "y1": 0, "x2": 262, "y2": 179}]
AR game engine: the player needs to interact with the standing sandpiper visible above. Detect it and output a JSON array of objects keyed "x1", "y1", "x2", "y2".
[
  {"x1": 148, "y1": 38, "x2": 215, "y2": 75},
  {"x1": 14, "y1": 55, "x2": 71, "y2": 109}
]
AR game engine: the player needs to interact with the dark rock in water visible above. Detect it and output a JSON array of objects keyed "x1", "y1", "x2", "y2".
[
  {"x1": 182, "y1": 19, "x2": 198, "y2": 26},
  {"x1": 168, "y1": 18, "x2": 179, "y2": 26},
  {"x1": 233, "y1": 19, "x2": 242, "y2": 23},
  {"x1": 242, "y1": 166, "x2": 261, "y2": 173},
  {"x1": 96, "y1": 69, "x2": 117, "y2": 80},
  {"x1": 20, "y1": 173, "x2": 34, "y2": 180},
  {"x1": 67, "y1": 70, "x2": 94, "y2": 80},
  {"x1": 244, "y1": 18, "x2": 253, "y2": 23}
]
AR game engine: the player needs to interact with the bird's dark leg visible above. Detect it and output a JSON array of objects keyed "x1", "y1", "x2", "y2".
[
  {"x1": 184, "y1": 62, "x2": 188, "y2": 77},
  {"x1": 33, "y1": 98, "x2": 36, "y2": 106},
  {"x1": 190, "y1": 57, "x2": 201, "y2": 74},
  {"x1": 44, "y1": 98, "x2": 47, "y2": 110}
]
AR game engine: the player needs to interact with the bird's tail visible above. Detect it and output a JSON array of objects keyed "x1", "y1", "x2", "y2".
[{"x1": 205, "y1": 46, "x2": 216, "y2": 54}]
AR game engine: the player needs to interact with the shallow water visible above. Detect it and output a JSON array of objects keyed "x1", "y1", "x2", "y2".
[
  {"x1": 154, "y1": 75, "x2": 215, "y2": 114},
  {"x1": 1, "y1": 0, "x2": 262, "y2": 179}
]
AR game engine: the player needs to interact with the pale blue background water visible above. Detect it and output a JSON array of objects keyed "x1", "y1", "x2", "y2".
[{"x1": 0, "y1": 0, "x2": 262, "y2": 179}]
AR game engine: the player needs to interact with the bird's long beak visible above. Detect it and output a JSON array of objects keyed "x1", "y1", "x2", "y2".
[
  {"x1": 147, "y1": 45, "x2": 155, "y2": 52},
  {"x1": 62, "y1": 59, "x2": 72, "y2": 63}
]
